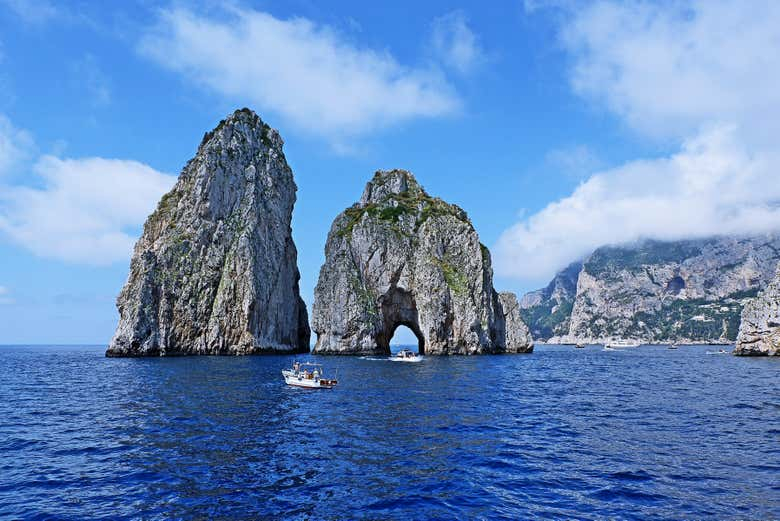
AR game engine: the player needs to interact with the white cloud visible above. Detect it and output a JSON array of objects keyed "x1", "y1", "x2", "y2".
[
  {"x1": 561, "y1": 0, "x2": 780, "y2": 145},
  {"x1": 430, "y1": 11, "x2": 483, "y2": 74},
  {"x1": 0, "y1": 115, "x2": 34, "y2": 176},
  {"x1": 0, "y1": 116, "x2": 174, "y2": 266},
  {"x1": 496, "y1": 126, "x2": 780, "y2": 279},
  {"x1": 0, "y1": 156, "x2": 174, "y2": 265},
  {"x1": 497, "y1": 0, "x2": 780, "y2": 283},
  {"x1": 139, "y1": 7, "x2": 460, "y2": 143}
]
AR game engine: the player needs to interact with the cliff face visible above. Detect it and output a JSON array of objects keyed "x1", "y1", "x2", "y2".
[
  {"x1": 311, "y1": 170, "x2": 532, "y2": 355},
  {"x1": 522, "y1": 236, "x2": 780, "y2": 344},
  {"x1": 107, "y1": 109, "x2": 310, "y2": 356},
  {"x1": 498, "y1": 292, "x2": 534, "y2": 353},
  {"x1": 735, "y1": 266, "x2": 780, "y2": 356},
  {"x1": 519, "y1": 261, "x2": 581, "y2": 340}
]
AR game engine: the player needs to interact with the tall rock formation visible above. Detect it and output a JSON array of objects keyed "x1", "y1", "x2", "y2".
[
  {"x1": 312, "y1": 170, "x2": 532, "y2": 355},
  {"x1": 498, "y1": 292, "x2": 534, "y2": 353},
  {"x1": 522, "y1": 235, "x2": 780, "y2": 344},
  {"x1": 735, "y1": 266, "x2": 780, "y2": 356},
  {"x1": 107, "y1": 109, "x2": 310, "y2": 356}
]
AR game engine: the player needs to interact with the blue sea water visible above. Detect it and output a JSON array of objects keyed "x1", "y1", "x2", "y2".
[{"x1": 0, "y1": 344, "x2": 778, "y2": 520}]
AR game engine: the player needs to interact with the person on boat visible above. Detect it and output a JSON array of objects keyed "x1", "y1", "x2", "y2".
[{"x1": 293, "y1": 361, "x2": 300, "y2": 373}]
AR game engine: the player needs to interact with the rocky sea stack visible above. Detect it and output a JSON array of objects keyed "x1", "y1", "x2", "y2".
[
  {"x1": 311, "y1": 169, "x2": 532, "y2": 355},
  {"x1": 735, "y1": 266, "x2": 780, "y2": 356},
  {"x1": 107, "y1": 109, "x2": 310, "y2": 356}
]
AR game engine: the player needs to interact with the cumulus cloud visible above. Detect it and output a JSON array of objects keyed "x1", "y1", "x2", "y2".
[
  {"x1": 561, "y1": 0, "x2": 780, "y2": 144},
  {"x1": 139, "y1": 7, "x2": 460, "y2": 143},
  {"x1": 496, "y1": 126, "x2": 780, "y2": 279},
  {"x1": 0, "y1": 116, "x2": 174, "y2": 265},
  {"x1": 562, "y1": 0, "x2": 780, "y2": 144},
  {"x1": 496, "y1": 0, "x2": 780, "y2": 283},
  {"x1": 0, "y1": 156, "x2": 174, "y2": 265},
  {"x1": 430, "y1": 11, "x2": 484, "y2": 74}
]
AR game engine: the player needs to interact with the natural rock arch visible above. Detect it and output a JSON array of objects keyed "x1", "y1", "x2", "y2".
[
  {"x1": 376, "y1": 288, "x2": 426, "y2": 354},
  {"x1": 311, "y1": 169, "x2": 532, "y2": 356}
]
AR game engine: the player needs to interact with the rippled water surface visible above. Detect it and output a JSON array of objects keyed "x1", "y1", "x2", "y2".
[{"x1": 0, "y1": 344, "x2": 778, "y2": 520}]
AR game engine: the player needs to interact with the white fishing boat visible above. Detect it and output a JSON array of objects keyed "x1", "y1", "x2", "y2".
[
  {"x1": 604, "y1": 339, "x2": 641, "y2": 349},
  {"x1": 391, "y1": 349, "x2": 423, "y2": 363},
  {"x1": 282, "y1": 362, "x2": 338, "y2": 389}
]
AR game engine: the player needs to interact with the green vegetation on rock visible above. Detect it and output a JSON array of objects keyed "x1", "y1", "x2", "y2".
[
  {"x1": 434, "y1": 257, "x2": 469, "y2": 296},
  {"x1": 520, "y1": 298, "x2": 574, "y2": 339},
  {"x1": 335, "y1": 171, "x2": 471, "y2": 239}
]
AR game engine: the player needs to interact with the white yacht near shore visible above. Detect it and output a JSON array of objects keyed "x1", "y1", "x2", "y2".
[{"x1": 604, "y1": 339, "x2": 641, "y2": 349}]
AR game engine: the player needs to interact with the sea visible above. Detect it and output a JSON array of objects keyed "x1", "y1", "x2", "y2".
[{"x1": 0, "y1": 344, "x2": 778, "y2": 520}]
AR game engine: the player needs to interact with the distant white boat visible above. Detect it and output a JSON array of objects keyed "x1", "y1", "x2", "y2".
[
  {"x1": 604, "y1": 340, "x2": 641, "y2": 349},
  {"x1": 391, "y1": 349, "x2": 423, "y2": 362},
  {"x1": 282, "y1": 362, "x2": 338, "y2": 389}
]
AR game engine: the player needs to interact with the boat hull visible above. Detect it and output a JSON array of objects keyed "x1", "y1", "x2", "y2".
[{"x1": 282, "y1": 370, "x2": 336, "y2": 389}]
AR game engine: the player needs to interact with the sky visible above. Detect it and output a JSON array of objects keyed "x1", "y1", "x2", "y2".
[{"x1": 1, "y1": 0, "x2": 779, "y2": 344}]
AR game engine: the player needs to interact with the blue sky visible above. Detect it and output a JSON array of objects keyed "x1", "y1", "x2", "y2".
[{"x1": 1, "y1": 0, "x2": 779, "y2": 344}]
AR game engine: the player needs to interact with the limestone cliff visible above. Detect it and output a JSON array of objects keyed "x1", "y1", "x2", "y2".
[
  {"x1": 518, "y1": 261, "x2": 581, "y2": 340},
  {"x1": 522, "y1": 236, "x2": 780, "y2": 344},
  {"x1": 107, "y1": 108, "x2": 310, "y2": 356},
  {"x1": 498, "y1": 292, "x2": 534, "y2": 353},
  {"x1": 735, "y1": 266, "x2": 780, "y2": 356},
  {"x1": 311, "y1": 170, "x2": 532, "y2": 355}
]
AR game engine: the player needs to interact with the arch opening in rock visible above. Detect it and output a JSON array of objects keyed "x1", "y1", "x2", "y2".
[
  {"x1": 385, "y1": 323, "x2": 425, "y2": 355},
  {"x1": 375, "y1": 287, "x2": 425, "y2": 355}
]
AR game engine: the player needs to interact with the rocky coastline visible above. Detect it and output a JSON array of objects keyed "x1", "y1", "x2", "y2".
[
  {"x1": 734, "y1": 265, "x2": 780, "y2": 356},
  {"x1": 520, "y1": 236, "x2": 780, "y2": 351}
]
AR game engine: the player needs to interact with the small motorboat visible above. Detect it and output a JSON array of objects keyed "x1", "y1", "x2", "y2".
[
  {"x1": 668, "y1": 343, "x2": 678, "y2": 350},
  {"x1": 391, "y1": 349, "x2": 423, "y2": 362},
  {"x1": 575, "y1": 343, "x2": 585, "y2": 349},
  {"x1": 282, "y1": 362, "x2": 338, "y2": 389},
  {"x1": 605, "y1": 339, "x2": 641, "y2": 349}
]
